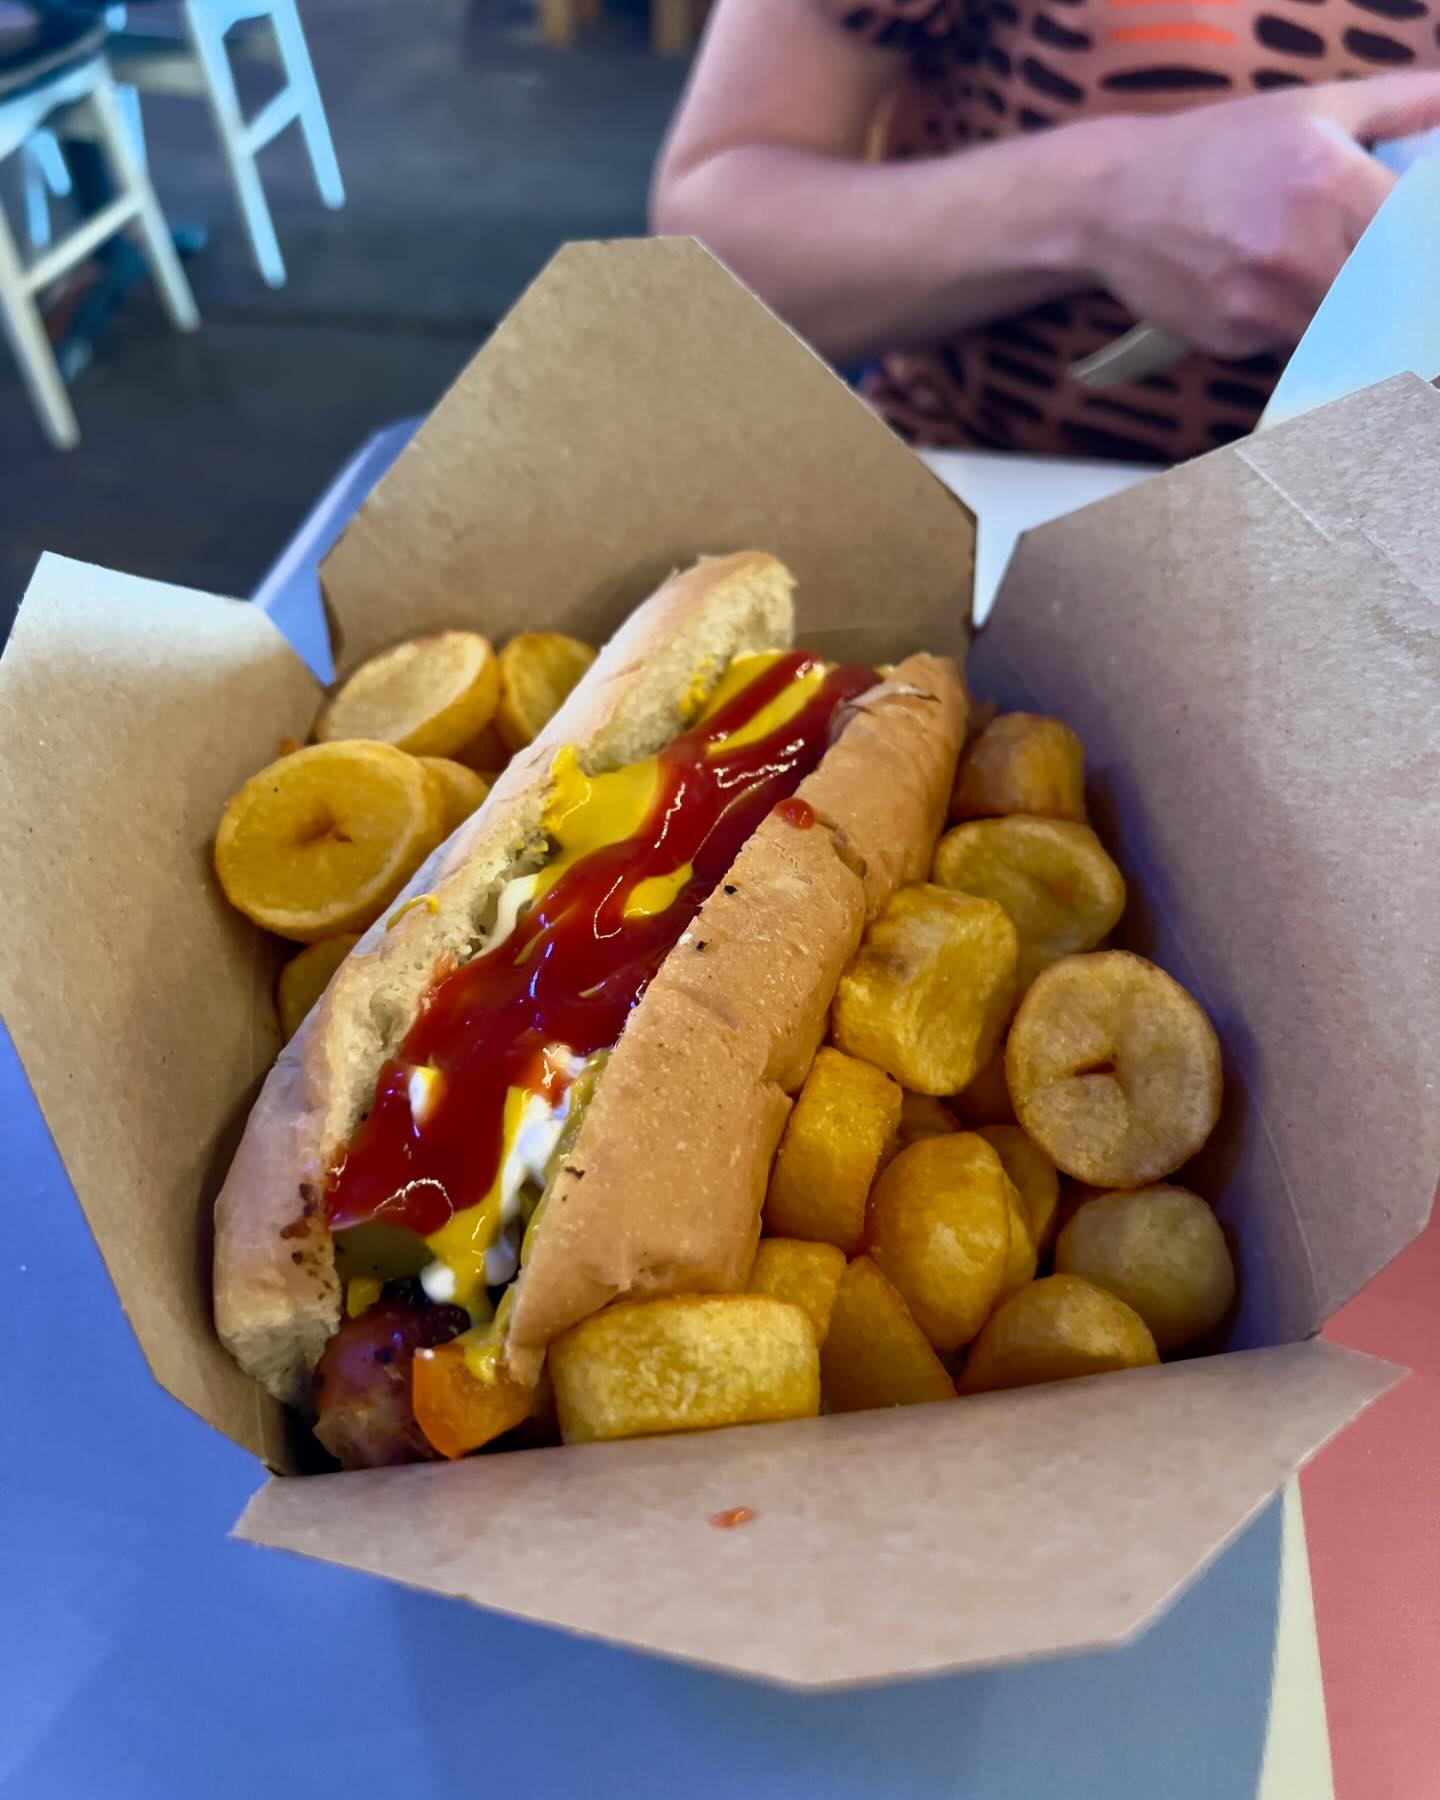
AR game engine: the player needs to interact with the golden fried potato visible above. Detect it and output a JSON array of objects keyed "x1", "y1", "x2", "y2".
[
  {"x1": 748, "y1": 1239, "x2": 847, "y2": 1346},
  {"x1": 316, "y1": 631, "x2": 500, "y2": 758},
  {"x1": 1007, "y1": 951, "x2": 1222, "y2": 1188},
  {"x1": 412, "y1": 1341, "x2": 535, "y2": 1459},
  {"x1": 1056, "y1": 1185, "x2": 1236, "y2": 1352},
  {"x1": 951, "y1": 1041, "x2": 1016, "y2": 1128},
  {"x1": 958, "y1": 1273, "x2": 1158, "y2": 1395},
  {"x1": 418, "y1": 756, "x2": 490, "y2": 835},
  {"x1": 1000, "y1": 1180, "x2": 1038, "y2": 1302},
  {"x1": 452, "y1": 721, "x2": 510, "y2": 777},
  {"x1": 510, "y1": 1358, "x2": 562, "y2": 1450},
  {"x1": 976, "y1": 1123, "x2": 1060, "y2": 1255},
  {"x1": 877, "y1": 1091, "x2": 956, "y2": 1172},
  {"x1": 963, "y1": 695, "x2": 999, "y2": 746},
  {"x1": 951, "y1": 712, "x2": 1086, "y2": 823},
  {"x1": 550, "y1": 1295, "x2": 819, "y2": 1444},
  {"x1": 530, "y1": 1357, "x2": 559, "y2": 1437},
  {"x1": 276, "y1": 934, "x2": 360, "y2": 1041},
  {"x1": 932, "y1": 816, "x2": 1125, "y2": 991},
  {"x1": 833, "y1": 886, "x2": 1019, "y2": 1096},
  {"x1": 496, "y1": 632, "x2": 597, "y2": 753},
  {"x1": 764, "y1": 1047, "x2": 901, "y2": 1251},
  {"x1": 895, "y1": 1090, "x2": 959, "y2": 1152},
  {"x1": 867, "y1": 1134, "x2": 1015, "y2": 1352},
  {"x1": 1051, "y1": 1182, "x2": 1106, "y2": 1247},
  {"x1": 820, "y1": 1257, "x2": 955, "y2": 1411},
  {"x1": 215, "y1": 741, "x2": 447, "y2": 941}
]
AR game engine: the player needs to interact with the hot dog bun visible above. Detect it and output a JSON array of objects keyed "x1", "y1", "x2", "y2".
[
  {"x1": 214, "y1": 552, "x2": 968, "y2": 1414},
  {"x1": 504, "y1": 652, "x2": 967, "y2": 1381},
  {"x1": 215, "y1": 551, "x2": 797, "y2": 1406}
]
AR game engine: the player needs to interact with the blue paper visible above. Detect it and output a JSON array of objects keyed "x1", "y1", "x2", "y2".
[{"x1": 1262, "y1": 145, "x2": 1440, "y2": 429}]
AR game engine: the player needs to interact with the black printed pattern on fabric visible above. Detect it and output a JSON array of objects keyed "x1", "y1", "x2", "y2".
[{"x1": 820, "y1": 0, "x2": 1438, "y2": 458}]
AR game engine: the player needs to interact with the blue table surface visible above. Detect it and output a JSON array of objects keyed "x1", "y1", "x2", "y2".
[{"x1": 4, "y1": 429, "x2": 1287, "y2": 1800}]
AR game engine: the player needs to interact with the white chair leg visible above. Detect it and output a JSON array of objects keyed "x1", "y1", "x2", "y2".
[
  {"x1": 22, "y1": 129, "x2": 71, "y2": 251},
  {"x1": 33, "y1": 127, "x2": 73, "y2": 198},
  {"x1": 117, "y1": 81, "x2": 148, "y2": 171},
  {"x1": 22, "y1": 143, "x2": 53, "y2": 251},
  {"x1": 182, "y1": 0, "x2": 287, "y2": 286},
  {"x1": 268, "y1": 0, "x2": 344, "y2": 208},
  {"x1": 87, "y1": 75, "x2": 199, "y2": 331},
  {"x1": 0, "y1": 204, "x2": 79, "y2": 449}
]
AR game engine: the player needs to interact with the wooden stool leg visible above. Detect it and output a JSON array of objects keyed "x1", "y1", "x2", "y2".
[
  {"x1": 268, "y1": 0, "x2": 345, "y2": 209},
  {"x1": 540, "y1": 0, "x2": 577, "y2": 46},
  {"x1": 0, "y1": 201, "x2": 79, "y2": 448},
  {"x1": 652, "y1": 0, "x2": 696, "y2": 55},
  {"x1": 183, "y1": 0, "x2": 287, "y2": 286}
]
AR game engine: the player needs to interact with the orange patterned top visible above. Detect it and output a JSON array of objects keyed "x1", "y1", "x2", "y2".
[{"x1": 826, "y1": 0, "x2": 1437, "y2": 459}]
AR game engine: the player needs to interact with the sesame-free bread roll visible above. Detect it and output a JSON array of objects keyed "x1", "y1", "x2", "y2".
[
  {"x1": 503, "y1": 652, "x2": 967, "y2": 1381},
  {"x1": 215, "y1": 552, "x2": 797, "y2": 1407}
]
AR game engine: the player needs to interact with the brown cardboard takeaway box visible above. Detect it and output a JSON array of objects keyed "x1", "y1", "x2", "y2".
[{"x1": 2, "y1": 240, "x2": 1436, "y2": 1689}]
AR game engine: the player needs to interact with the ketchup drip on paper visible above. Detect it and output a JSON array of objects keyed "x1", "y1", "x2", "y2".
[
  {"x1": 327, "y1": 653, "x2": 875, "y2": 1240},
  {"x1": 709, "y1": 1506, "x2": 756, "y2": 1529}
]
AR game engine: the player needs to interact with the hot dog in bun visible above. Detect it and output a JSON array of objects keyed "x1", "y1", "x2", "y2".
[{"x1": 214, "y1": 552, "x2": 967, "y2": 1466}]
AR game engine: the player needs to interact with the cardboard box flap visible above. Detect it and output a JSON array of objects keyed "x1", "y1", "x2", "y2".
[
  {"x1": 1244, "y1": 371, "x2": 1440, "y2": 598},
  {"x1": 320, "y1": 237, "x2": 977, "y2": 676},
  {"x1": 0, "y1": 555, "x2": 321, "y2": 1461},
  {"x1": 974, "y1": 374, "x2": 1440, "y2": 1343},
  {"x1": 237, "y1": 1341, "x2": 1397, "y2": 1688}
]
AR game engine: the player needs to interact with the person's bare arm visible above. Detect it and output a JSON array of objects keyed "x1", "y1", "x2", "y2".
[
  {"x1": 650, "y1": 0, "x2": 1105, "y2": 366},
  {"x1": 652, "y1": 0, "x2": 1440, "y2": 365}
]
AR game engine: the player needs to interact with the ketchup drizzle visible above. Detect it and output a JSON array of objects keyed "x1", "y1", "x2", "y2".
[{"x1": 327, "y1": 654, "x2": 875, "y2": 1239}]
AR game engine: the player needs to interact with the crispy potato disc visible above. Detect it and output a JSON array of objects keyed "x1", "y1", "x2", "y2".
[
  {"x1": 764, "y1": 1047, "x2": 901, "y2": 1252},
  {"x1": 748, "y1": 1239, "x2": 847, "y2": 1346},
  {"x1": 833, "y1": 885, "x2": 1019, "y2": 1096},
  {"x1": 550, "y1": 1295, "x2": 819, "y2": 1444},
  {"x1": 418, "y1": 756, "x2": 490, "y2": 835},
  {"x1": 866, "y1": 1134, "x2": 1015, "y2": 1353},
  {"x1": 315, "y1": 631, "x2": 500, "y2": 757},
  {"x1": 958, "y1": 1273, "x2": 1158, "y2": 1394},
  {"x1": 976, "y1": 1124, "x2": 1060, "y2": 1255},
  {"x1": 999, "y1": 1181, "x2": 1038, "y2": 1304},
  {"x1": 1054, "y1": 1181, "x2": 1107, "y2": 1245},
  {"x1": 820, "y1": 1257, "x2": 955, "y2": 1411},
  {"x1": 951, "y1": 712, "x2": 1086, "y2": 823},
  {"x1": 451, "y1": 721, "x2": 510, "y2": 777},
  {"x1": 495, "y1": 632, "x2": 597, "y2": 753},
  {"x1": 933, "y1": 816, "x2": 1125, "y2": 991},
  {"x1": 215, "y1": 740, "x2": 446, "y2": 941},
  {"x1": 890, "y1": 1090, "x2": 959, "y2": 1159},
  {"x1": 1056, "y1": 1185, "x2": 1236, "y2": 1352},
  {"x1": 276, "y1": 934, "x2": 360, "y2": 1041},
  {"x1": 951, "y1": 1041, "x2": 1016, "y2": 1128},
  {"x1": 1006, "y1": 951, "x2": 1222, "y2": 1188}
]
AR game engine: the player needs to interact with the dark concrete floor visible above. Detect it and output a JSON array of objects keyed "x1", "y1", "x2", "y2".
[{"x1": 0, "y1": 0, "x2": 689, "y2": 632}]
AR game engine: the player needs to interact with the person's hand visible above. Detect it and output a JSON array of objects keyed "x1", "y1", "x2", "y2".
[{"x1": 1082, "y1": 73, "x2": 1440, "y2": 358}]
